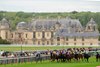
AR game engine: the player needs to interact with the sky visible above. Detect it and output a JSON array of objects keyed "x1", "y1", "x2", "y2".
[{"x1": 0, "y1": 0, "x2": 100, "y2": 12}]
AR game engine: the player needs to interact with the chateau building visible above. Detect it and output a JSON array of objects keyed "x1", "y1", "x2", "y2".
[{"x1": 0, "y1": 17, "x2": 100, "y2": 46}]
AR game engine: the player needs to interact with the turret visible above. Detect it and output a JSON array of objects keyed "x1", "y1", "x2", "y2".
[
  {"x1": 85, "y1": 18, "x2": 98, "y2": 32},
  {"x1": 0, "y1": 18, "x2": 11, "y2": 39}
]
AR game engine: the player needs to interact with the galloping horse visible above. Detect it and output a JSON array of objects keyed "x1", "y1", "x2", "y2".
[
  {"x1": 96, "y1": 52, "x2": 100, "y2": 62},
  {"x1": 83, "y1": 52, "x2": 91, "y2": 62}
]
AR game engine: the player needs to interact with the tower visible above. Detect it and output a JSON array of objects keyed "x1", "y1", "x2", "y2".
[{"x1": 0, "y1": 18, "x2": 11, "y2": 40}]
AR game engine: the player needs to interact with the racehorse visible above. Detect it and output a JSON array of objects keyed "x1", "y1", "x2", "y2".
[
  {"x1": 83, "y1": 52, "x2": 91, "y2": 62},
  {"x1": 96, "y1": 52, "x2": 100, "y2": 62},
  {"x1": 35, "y1": 52, "x2": 42, "y2": 63}
]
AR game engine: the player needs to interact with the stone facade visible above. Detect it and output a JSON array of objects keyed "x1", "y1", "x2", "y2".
[{"x1": 0, "y1": 17, "x2": 100, "y2": 46}]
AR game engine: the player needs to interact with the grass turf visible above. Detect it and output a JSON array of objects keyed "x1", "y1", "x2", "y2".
[
  {"x1": 0, "y1": 45, "x2": 99, "y2": 51},
  {"x1": 0, "y1": 62, "x2": 100, "y2": 67},
  {"x1": 0, "y1": 57, "x2": 99, "y2": 67}
]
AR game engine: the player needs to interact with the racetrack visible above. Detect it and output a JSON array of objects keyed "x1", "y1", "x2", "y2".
[
  {"x1": 0, "y1": 46, "x2": 100, "y2": 67},
  {"x1": 0, "y1": 57, "x2": 99, "y2": 67}
]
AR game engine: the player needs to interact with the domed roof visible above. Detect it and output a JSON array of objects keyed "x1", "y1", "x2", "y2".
[
  {"x1": 0, "y1": 18, "x2": 10, "y2": 29},
  {"x1": 16, "y1": 22, "x2": 28, "y2": 30}
]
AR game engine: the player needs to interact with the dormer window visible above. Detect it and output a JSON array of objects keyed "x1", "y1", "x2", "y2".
[{"x1": 88, "y1": 26, "x2": 90, "y2": 30}]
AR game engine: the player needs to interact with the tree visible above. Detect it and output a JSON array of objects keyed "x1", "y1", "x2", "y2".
[
  {"x1": 0, "y1": 37, "x2": 11, "y2": 44},
  {"x1": 71, "y1": 11, "x2": 78, "y2": 14}
]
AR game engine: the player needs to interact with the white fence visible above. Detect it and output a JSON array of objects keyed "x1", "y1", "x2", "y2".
[{"x1": 0, "y1": 55, "x2": 50, "y2": 64}]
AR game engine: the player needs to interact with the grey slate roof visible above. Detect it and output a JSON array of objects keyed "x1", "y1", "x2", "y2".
[
  {"x1": 55, "y1": 29, "x2": 100, "y2": 37},
  {"x1": 29, "y1": 17, "x2": 83, "y2": 31},
  {"x1": 17, "y1": 22, "x2": 28, "y2": 29}
]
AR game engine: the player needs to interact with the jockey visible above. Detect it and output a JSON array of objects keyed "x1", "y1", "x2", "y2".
[
  {"x1": 85, "y1": 50, "x2": 89, "y2": 54},
  {"x1": 74, "y1": 49, "x2": 79, "y2": 54},
  {"x1": 67, "y1": 50, "x2": 71, "y2": 55},
  {"x1": 79, "y1": 51, "x2": 83, "y2": 54},
  {"x1": 56, "y1": 51, "x2": 59, "y2": 56},
  {"x1": 0, "y1": 50, "x2": 4, "y2": 56},
  {"x1": 62, "y1": 50, "x2": 66, "y2": 54},
  {"x1": 53, "y1": 51, "x2": 56, "y2": 54}
]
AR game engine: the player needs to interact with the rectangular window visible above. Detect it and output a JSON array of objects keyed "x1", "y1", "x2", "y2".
[
  {"x1": 82, "y1": 43, "x2": 84, "y2": 45},
  {"x1": 18, "y1": 33, "x2": 21, "y2": 38},
  {"x1": 26, "y1": 34, "x2": 27, "y2": 38},
  {"x1": 90, "y1": 43, "x2": 92, "y2": 45},
  {"x1": 74, "y1": 43, "x2": 76, "y2": 45},
  {"x1": 88, "y1": 26, "x2": 90, "y2": 30},
  {"x1": 57, "y1": 43, "x2": 60, "y2": 45},
  {"x1": 33, "y1": 41, "x2": 35, "y2": 45},
  {"x1": 51, "y1": 42, "x2": 53, "y2": 45},
  {"x1": 82, "y1": 37, "x2": 84, "y2": 41},
  {"x1": 51, "y1": 32, "x2": 53, "y2": 38},
  {"x1": 47, "y1": 41, "x2": 49, "y2": 45},
  {"x1": 74, "y1": 37, "x2": 76, "y2": 41},
  {"x1": 42, "y1": 32, "x2": 45, "y2": 38},
  {"x1": 57, "y1": 37, "x2": 60, "y2": 41},
  {"x1": 66, "y1": 37, "x2": 68, "y2": 41},
  {"x1": 11, "y1": 33, "x2": 13, "y2": 38},
  {"x1": 38, "y1": 41, "x2": 40, "y2": 45},
  {"x1": 42, "y1": 42, "x2": 45, "y2": 45},
  {"x1": 66, "y1": 43, "x2": 68, "y2": 45},
  {"x1": 6, "y1": 32, "x2": 7, "y2": 38},
  {"x1": 33, "y1": 32, "x2": 35, "y2": 38}
]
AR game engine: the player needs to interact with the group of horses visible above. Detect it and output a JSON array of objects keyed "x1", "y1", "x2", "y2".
[
  {"x1": 50, "y1": 48, "x2": 100, "y2": 62},
  {"x1": 0, "y1": 48, "x2": 100, "y2": 63}
]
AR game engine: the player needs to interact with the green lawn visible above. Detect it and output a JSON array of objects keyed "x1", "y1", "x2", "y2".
[
  {"x1": 0, "y1": 57, "x2": 99, "y2": 67},
  {"x1": 0, "y1": 45, "x2": 99, "y2": 51},
  {"x1": 0, "y1": 62, "x2": 99, "y2": 67}
]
